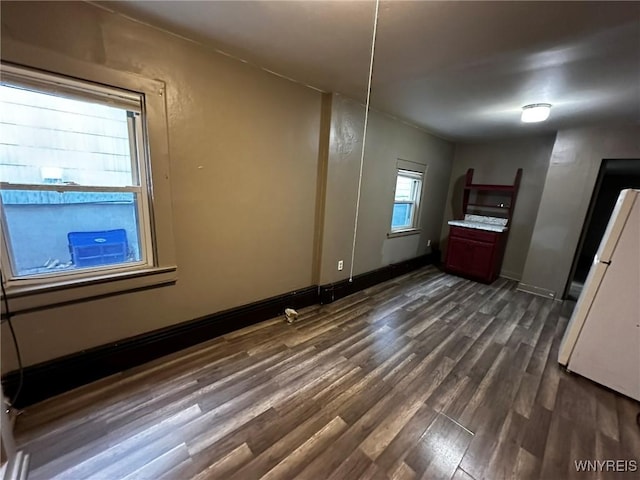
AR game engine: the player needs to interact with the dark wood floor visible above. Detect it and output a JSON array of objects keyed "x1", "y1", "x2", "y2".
[{"x1": 14, "y1": 266, "x2": 640, "y2": 479}]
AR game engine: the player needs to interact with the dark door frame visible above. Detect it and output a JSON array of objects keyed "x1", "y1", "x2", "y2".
[
  {"x1": 563, "y1": 159, "x2": 607, "y2": 299},
  {"x1": 564, "y1": 158, "x2": 640, "y2": 299}
]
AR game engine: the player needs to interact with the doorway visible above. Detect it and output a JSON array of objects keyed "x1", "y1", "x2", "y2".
[{"x1": 565, "y1": 159, "x2": 640, "y2": 300}]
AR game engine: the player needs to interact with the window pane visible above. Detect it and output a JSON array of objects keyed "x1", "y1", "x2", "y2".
[
  {"x1": 394, "y1": 176, "x2": 415, "y2": 201},
  {"x1": 1, "y1": 190, "x2": 143, "y2": 277},
  {"x1": 392, "y1": 202, "x2": 413, "y2": 229},
  {"x1": 0, "y1": 85, "x2": 138, "y2": 187}
]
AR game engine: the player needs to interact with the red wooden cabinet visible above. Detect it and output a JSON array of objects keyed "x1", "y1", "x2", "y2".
[
  {"x1": 444, "y1": 168, "x2": 521, "y2": 284},
  {"x1": 445, "y1": 226, "x2": 506, "y2": 283}
]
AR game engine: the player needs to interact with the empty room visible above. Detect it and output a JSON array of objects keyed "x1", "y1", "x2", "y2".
[{"x1": 1, "y1": 1, "x2": 639, "y2": 479}]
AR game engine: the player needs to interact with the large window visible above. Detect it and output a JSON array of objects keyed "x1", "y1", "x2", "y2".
[
  {"x1": 0, "y1": 65, "x2": 153, "y2": 282},
  {"x1": 391, "y1": 169, "x2": 423, "y2": 232}
]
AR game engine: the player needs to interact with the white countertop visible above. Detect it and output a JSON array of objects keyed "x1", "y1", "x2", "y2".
[
  {"x1": 447, "y1": 220, "x2": 508, "y2": 232},
  {"x1": 448, "y1": 215, "x2": 509, "y2": 233}
]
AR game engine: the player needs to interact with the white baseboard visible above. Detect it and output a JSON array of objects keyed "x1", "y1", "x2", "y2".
[{"x1": 517, "y1": 282, "x2": 557, "y2": 300}]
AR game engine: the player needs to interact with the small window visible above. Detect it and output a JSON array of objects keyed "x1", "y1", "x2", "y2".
[
  {"x1": 0, "y1": 65, "x2": 154, "y2": 282},
  {"x1": 391, "y1": 169, "x2": 423, "y2": 232}
]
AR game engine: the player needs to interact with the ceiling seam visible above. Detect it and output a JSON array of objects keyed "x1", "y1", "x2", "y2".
[
  {"x1": 85, "y1": 0, "x2": 327, "y2": 94},
  {"x1": 85, "y1": 1, "x2": 454, "y2": 143}
]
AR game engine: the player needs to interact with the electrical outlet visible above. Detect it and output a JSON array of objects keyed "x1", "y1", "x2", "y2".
[
  {"x1": 427, "y1": 239, "x2": 431, "y2": 247},
  {"x1": 337, "y1": 260, "x2": 344, "y2": 271}
]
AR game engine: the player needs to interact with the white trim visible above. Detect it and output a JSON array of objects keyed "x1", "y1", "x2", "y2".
[
  {"x1": 396, "y1": 159, "x2": 426, "y2": 174},
  {"x1": 3, "y1": 258, "x2": 149, "y2": 284},
  {"x1": 516, "y1": 282, "x2": 556, "y2": 299},
  {"x1": 132, "y1": 107, "x2": 155, "y2": 270},
  {"x1": 1, "y1": 62, "x2": 142, "y2": 111},
  {"x1": 0, "y1": 183, "x2": 142, "y2": 193},
  {"x1": 387, "y1": 228, "x2": 422, "y2": 239},
  {"x1": 391, "y1": 169, "x2": 424, "y2": 233},
  {"x1": 397, "y1": 169, "x2": 424, "y2": 180},
  {"x1": 127, "y1": 112, "x2": 141, "y2": 186},
  {"x1": 0, "y1": 65, "x2": 150, "y2": 280}
]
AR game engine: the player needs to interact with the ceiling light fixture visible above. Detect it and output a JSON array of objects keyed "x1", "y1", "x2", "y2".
[{"x1": 521, "y1": 103, "x2": 551, "y2": 123}]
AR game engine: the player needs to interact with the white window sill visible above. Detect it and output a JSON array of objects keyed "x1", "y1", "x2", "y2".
[
  {"x1": 387, "y1": 228, "x2": 421, "y2": 239},
  {"x1": 2, "y1": 266, "x2": 177, "y2": 314}
]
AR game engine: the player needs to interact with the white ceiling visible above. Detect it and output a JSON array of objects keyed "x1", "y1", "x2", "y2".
[{"x1": 104, "y1": 1, "x2": 639, "y2": 141}]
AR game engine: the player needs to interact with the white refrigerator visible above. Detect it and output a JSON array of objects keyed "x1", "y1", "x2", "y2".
[{"x1": 558, "y1": 189, "x2": 640, "y2": 401}]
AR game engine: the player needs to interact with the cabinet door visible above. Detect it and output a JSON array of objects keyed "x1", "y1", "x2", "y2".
[
  {"x1": 467, "y1": 240, "x2": 494, "y2": 278},
  {"x1": 447, "y1": 235, "x2": 497, "y2": 281},
  {"x1": 446, "y1": 236, "x2": 473, "y2": 272}
]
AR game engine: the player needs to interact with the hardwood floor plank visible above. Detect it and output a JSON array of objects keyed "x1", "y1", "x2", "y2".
[
  {"x1": 513, "y1": 447, "x2": 541, "y2": 480},
  {"x1": 120, "y1": 443, "x2": 191, "y2": 480},
  {"x1": 513, "y1": 372, "x2": 541, "y2": 419},
  {"x1": 260, "y1": 416, "x2": 348, "y2": 480},
  {"x1": 327, "y1": 447, "x2": 374, "y2": 480},
  {"x1": 358, "y1": 461, "x2": 390, "y2": 480},
  {"x1": 520, "y1": 403, "x2": 552, "y2": 460},
  {"x1": 191, "y1": 442, "x2": 254, "y2": 480},
  {"x1": 404, "y1": 413, "x2": 473, "y2": 480},
  {"x1": 375, "y1": 403, "x2": 439, "y2": 475},
  {"x1": 567, "y1": 421, "x2": 596, "y2": 480},
  {"x1": 441, "y1": 376, "x2": 480, "y2": 422},
  {"x1": 594, "y1": 388, "x2": 620, "y2": 442},
  {"x1": 539, "y1": 409, "x2": 574, "y2": 479},
  {"x1": 272, "y1": 361, "x2": 353, "y2": 416},
  {"x1": 451, "y1": 467, "x2": 476, "y2": 480},
  {"x1": 533, "y1": 350, "x2": 561, "y2": 411},
  {"x1": 360, "y1": 398, "x2": 424, "y2": 461},
  {"x1": 186, "y1": 407, "x2": 279, "y2": 475},
  {"x1": 297, "y1": 390, "x2": 408, "y2": 479},
  {"x1": 615, "y1": 395, "x2": 640, "y2": 462},
  {"x1": 228, "y1": 410, "x2": 336, "y2": 479},
  {"x1": 481, "y1": 409, "x2": 528, "y2": 480},
  {"x1": 390, "y1": 462, "x2": 417, "y2": 480},
  {"x1": 555, "y1": 375, "x2": 597, "y2": 427}
]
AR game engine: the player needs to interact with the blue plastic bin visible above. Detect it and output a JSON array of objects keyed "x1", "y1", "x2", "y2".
[{"x1": 68, "y1": 229, "x2": 128, "y2": 267}]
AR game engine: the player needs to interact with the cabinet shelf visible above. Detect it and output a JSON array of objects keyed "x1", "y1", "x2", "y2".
[
  {"x1": 461, "y1": 168, "x2": 522, "y2": 223},
  {"x1": 464, "y1": 185, "x2": 515, "y2": 192},
  {"x1": 466, "y1": 203, "x2": 510, "y2": 209}
]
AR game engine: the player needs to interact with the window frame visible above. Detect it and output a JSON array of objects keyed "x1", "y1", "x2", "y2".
[
  {"x1": 0, "y1": 57, "x2": 177, "y2": 314},
  {"x1": 0, "y1": 70, "x2": 154, "y2": 282},
  {"x1": 388, "y1": 164, "x2": 425, "y2": 238}
]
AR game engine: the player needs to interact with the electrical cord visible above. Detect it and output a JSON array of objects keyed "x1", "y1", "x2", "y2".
[
  {"x1": 348, "y1": 0, "x2": 380, "y2": 282},
  {"x1": 1, "y1": 268, "x2": 23, "y2": 408}
]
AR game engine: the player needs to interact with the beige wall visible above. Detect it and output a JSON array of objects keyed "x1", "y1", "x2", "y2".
[
  {"x1": 519, "y1": 126, "x2": 640, "y2": 298},
  {"x1": 0, "y1": 1, "x2": 323, "y2": 371},
  {"x1": 441, "y1": 136, "x2": 555, "y2": 280},
  {"x1": 319, "y1": 95, "x2": 454, "y2": 284}
]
